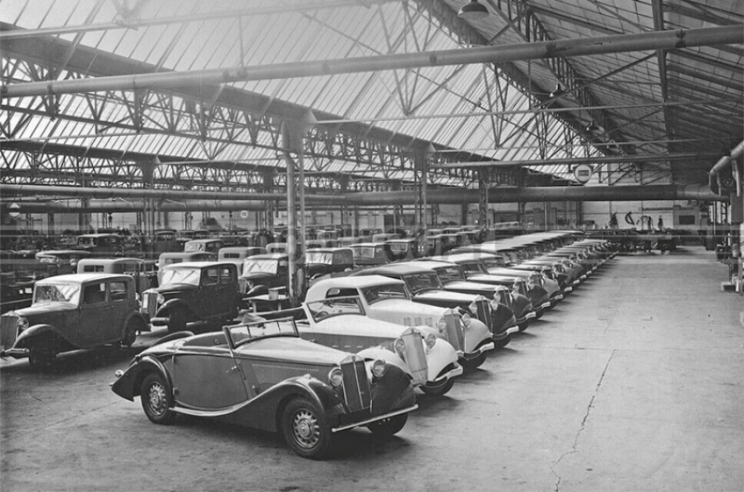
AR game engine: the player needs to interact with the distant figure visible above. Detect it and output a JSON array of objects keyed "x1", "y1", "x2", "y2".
[{"x1": 658, "y1": 215, "x2": 664, "y2": 231}]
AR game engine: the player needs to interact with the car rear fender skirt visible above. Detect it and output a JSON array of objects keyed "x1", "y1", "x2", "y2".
[
  {"x1": 356, "y1": 347, "x2": 410, "y2": 378},
  {"x1": 13, "y1": 324, "x2": 73, "y2": 352},
  {"x1": 111, "y1": 355, "x2": 170, "y2": 402}
]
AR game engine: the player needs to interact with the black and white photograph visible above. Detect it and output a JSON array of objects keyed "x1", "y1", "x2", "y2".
[{"x1": 1, "y1": 1, "x2": 742, "y2": 490}]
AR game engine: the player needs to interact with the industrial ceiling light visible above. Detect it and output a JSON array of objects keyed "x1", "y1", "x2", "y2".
[{"x1": 458, "y1": 0, "x2": 489, "y2": 20}]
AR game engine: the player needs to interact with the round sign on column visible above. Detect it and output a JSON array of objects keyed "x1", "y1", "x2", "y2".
[
  {"x1": 574, "y1": 164, "x2": 594, "y2": 184},
  {"x1": 240, "y1": 210, "x2": 249, "y2": 219}
]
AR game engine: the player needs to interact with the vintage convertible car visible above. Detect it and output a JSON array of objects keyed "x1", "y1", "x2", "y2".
[
  {"x1": 354, "y1": 262, "x2": 512, "y2": 350},
  {"x1": 305, "y1": 276, "x2": 494, "y2": 370},
  {"x1": 111, "y1": 317, "x2": 417, "y2": 460},
  {"x1": 299, "y1": 296, "x2": 462, "y2": 395}
]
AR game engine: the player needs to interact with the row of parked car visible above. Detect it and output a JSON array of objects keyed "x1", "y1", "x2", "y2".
[{"x1": 0, "y1": 229, "x2": 615, "y2": 459}]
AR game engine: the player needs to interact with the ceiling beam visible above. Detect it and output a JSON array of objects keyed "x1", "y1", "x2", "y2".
[
  {"x1": 431, "y1": 153, "x2": 720, "y2": 169},
  {"x1": 2, "y1": 25, "x2": 741, "y2": 99}
]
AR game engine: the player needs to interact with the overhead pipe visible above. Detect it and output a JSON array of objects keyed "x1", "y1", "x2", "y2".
[
  {"x1": 2, "y1": 26, "x2": 741, "y2": 99},
  {"x1": 0, "y1": 183, "x2": 346, "y2": 205},
  {"x1": 0, "y1": 199, "x2": 269, "y2": 213},
  {"x1": 342, "y1": 184, "x2": 725, "y2": 205},
  {"x1": 708, "y1": 140, "x2": 744, "y2": 195}
]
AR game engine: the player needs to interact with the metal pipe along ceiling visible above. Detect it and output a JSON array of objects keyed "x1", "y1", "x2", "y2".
[
  {"x1": 1, "y1": 26, "x2": 741, "y2": 99},
  {"x1": 341, "y1": 185, "x2": 724, "y2": 205},
  {"x1": 5, "y1": 200, "x2": 270, "y2": 213},
  {"x1": 1, "y1": 184, "x2": 724, "y2": 205}
]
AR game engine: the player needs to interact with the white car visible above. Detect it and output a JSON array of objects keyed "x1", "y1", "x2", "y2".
[
  {"x1": 305, "y1": 275, "x2": 495, "y2": 370},
  {"x1": 299, "y1": 296, "x2": 463, "y2": 396}
]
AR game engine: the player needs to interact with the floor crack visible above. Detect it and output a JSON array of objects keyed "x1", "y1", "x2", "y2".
[{"x1": 551, "y1": 349, "x2": 616, "y2": 492}]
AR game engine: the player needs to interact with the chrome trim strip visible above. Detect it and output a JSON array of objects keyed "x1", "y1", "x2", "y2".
[
  {"x1": 430, "y1": 364, "x2": 464, "y2": 384},
  {"x1": 331, "y1": 404, "x2": 419, "y2": 433},
  {"x1": 541, "y1": 301, "x2": 551, "y2": 309},
  {"x1": 506, "y1": 326, "x2": 520, "y2": 335},
  {"x1": 526, "y1": 312, "x2": 537, "y2": 320}
]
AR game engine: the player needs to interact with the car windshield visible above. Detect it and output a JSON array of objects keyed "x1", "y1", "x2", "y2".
[
  {"x1": 34, "y1": 283, "x2": 81, "y2": 305},
  {"x1": 435, "y1": 265, "x2": 465, "y2": 282},
  {"x1": 306, "y1": 296, "x2": 364, "y2": 321},
  {"x1": 161, "y1": 268, "x2": 201, "y2": 286},
  {"x1": 481, "y1": 256, "x2": 507, "y2": 267},
  {"x1": 226, "y1": 317, "x2": 298, "y2": 347},
  {"x1": 361, "y1": 283, "x2": 408, "y2": 304},
  {"x1": 386, "y1": 242, "x2": 410, "y2": 253},
  {"x1": 403, "y1": 273, "x2": 441, "y2": 294},
  {"x1": 77, "y1": 237, "x2": 97, "y2": 247},
  {"x1": 243, "y1": 259, "x2": 279, "y2": 275},
  {"x1": 305, "y1": 252, "x2": 333, "y2": 265},
  {"x1": 184, "y1": 243, "x2": 204, "y2": 252},
  {"x1": 351, "y1": 246, "x2": 377, "y2": 259}
]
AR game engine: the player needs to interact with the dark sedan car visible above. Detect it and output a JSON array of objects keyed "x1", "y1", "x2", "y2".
[{"x1": 111, "y1": 316, "x2": 417, "y2": 459}]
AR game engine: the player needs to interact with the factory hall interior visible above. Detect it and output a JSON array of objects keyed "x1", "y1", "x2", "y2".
[{"x1": 1, "y1": 1, "x2": 742, "y2": 491}]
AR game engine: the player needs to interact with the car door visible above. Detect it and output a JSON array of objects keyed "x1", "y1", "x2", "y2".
[
  {"x1": 199, "y1": 267, "x2": 221, "y2": 317},
  {"x1": 171, "y1": 348, "x2": 250, "y2": 409},
  {"x1": 107, "y1": 279, "x2": 132, "y2": 335},
  {"x1": 213, "y1": 265, "x2": 236, "y2": 317},
  {"x1": 78, "y1": 281, "x2": 114, "y2": 346}
]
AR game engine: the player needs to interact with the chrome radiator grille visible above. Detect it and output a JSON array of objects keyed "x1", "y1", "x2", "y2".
[
  {"x1": 443, "y1": 310, "x2": 465, "y2": 352},
  {"x1": 340, "y1": 356, "x2": 372, "y2": 412},
  {"x1": 400, "y1": 328, "x2": 427, "y2": 386},
  {"x1": 142, "y1": 292, "x2": 159, "y2": 318},
  {"x1": 473, "y1": 298, "x2": 493, "y2": 334},
  {"x1": 0, "y1": 315, "x2": 19, "y2": 350}
]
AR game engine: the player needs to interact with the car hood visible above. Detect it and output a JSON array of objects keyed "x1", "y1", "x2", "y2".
[
  {"x1": 234, "y1": 336, "x2": 348, "y2": 365},
  {"x1": 11, "y1": 302, "x2": 77, "y2": 319},
  {"x1": 413, "y1": 289, "x2": 478, "y2": 304},
  {"x1": 151, "y1": 283, "x2": 199, "y2": 294},
  {"x1": 371, "y1": 298, "x2": 448, "y2": 317},
  {"x1": 442, "y1": 281, "x2": 497, "y2": 296},
  {"x1": 299, "y1": 316, "x2": 407, "y2": 340}
]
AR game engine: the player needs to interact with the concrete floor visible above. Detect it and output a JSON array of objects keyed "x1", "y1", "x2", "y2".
[{"x1": 2, "y1": 246, "x2": 743, "y2": 492}]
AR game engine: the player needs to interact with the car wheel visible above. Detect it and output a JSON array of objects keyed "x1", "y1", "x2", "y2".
[
  {"x1": 122, "y1": 317, "x2": 145, "y2": 348},
  {"x1": 496, "y1": 333, "x2": 511, "y2": 349},
  {"x1": 420, "y1": 377, "x2": 455, "y2": 397},
  {"x1": 518, "y1": 322, "x2": 529, "y2": 332},
  {"x1": 368, "y1": 413, "x2": 407, "y2": 437},
  {"x1": 167, "y1": 308, "x2": 187, "y2": 334},
  {"x1": 28, "y1": 346, "x2": 56, "y2": 370},
  {"x1": 281, "y1": 397, "x2": 332, "y2": 459},
  {"x1": 462, "y1": 351, "x2": 488, "y2": 372},
  {"x1": 140, "y1": 373, "x2": 176, "y2": 425}
]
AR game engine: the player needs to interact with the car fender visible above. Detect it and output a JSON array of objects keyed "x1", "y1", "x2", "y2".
[
  {"x1": 120, "y1": 311, "x2": 149, "y2": 337},
  {"x1": 13, "y1": 323, "x2": 71, "y2": 350},
  {"x1": 426, "y1": 338, "x2": 459, "y2": 382},
  {"x1": 463, "y1": 318, "x2": 491, "y2": 353},
  {"x1": 156, "y1": 298, "x2": 192, "y2": 317},
  {"x1": 111, "y1": 355, "x2": 170, "y2": 402},
  {"x1": 356, "y1": 347, "x2": 410, "y2": 377},
  {"x1": 222, "y1": 375, "x2": 344, "y2": 433}
]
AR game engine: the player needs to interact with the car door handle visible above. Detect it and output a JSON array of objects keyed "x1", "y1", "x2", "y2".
[{"x1": 227, "y1": 365, "x2": 239, "y2": 373}]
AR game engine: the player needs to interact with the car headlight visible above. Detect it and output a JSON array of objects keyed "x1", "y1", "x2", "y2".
[
  {"x1": 436, "y1": 317, "x2": 447, "y2": 334},
  {"x1": 468, "y1": 301, "x2": 478, "y2": 314},
  {"x1": 328, "y1": 367, "x2": 343, "y2": 387},
  {"x1": 157, "y1": 293, "x2": 165, "y2": 305},
  {"x1": 461, "y1": 312, "x2": 472, "y2": 328},
  {"x1": 425, "y1": 333, "x2": 437, "y2": 349},
  {"x1": 489, "y1": 298, "x2": 500, "y2": 311},
  {"x1": 393, "y1": 337, "x2": 406, "y2": 355},
  {"x1": 17, "y1": 317, "x2": 29, "y2": 331},
  {"x1": 372, "y1": 359, "x2": 386, "y2": 378}
]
